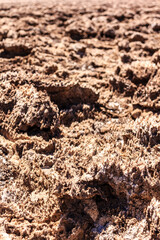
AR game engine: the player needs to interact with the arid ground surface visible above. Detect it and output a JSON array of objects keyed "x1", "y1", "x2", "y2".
[{"x1": 0, "y1": 0, "x2": 160, "y2": 239}]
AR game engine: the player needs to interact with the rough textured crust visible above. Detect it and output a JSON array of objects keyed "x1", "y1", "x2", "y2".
[{"x1": 0, "y1": 0, "x2": 160, "y2": 239}]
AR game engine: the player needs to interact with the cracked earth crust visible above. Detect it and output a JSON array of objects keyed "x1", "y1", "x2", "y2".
[{"x1": 0, "y1": 0, "x2": 160, "y2": 239}]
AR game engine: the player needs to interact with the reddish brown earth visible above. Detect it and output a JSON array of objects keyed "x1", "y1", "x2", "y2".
[{"x1": 0, "y1": 0, "x2": 160, "y2": 239}]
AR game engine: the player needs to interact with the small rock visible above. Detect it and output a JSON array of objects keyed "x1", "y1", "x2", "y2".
[
  {"x1": 129, "y1": 33, "x2": 147, "y2": 43},
  {"x1": 104, "y1": 28, "x2": 116, "y2": 38},
  {"x1": 152, "y1": 23, "x2": 160, "y2": 32},
  {"x1": 84, "y1": 199, "x2": 99, "y2": 222},
  {"x1": 131, "y1": 109, "x2": 142, "y2": 119},
  {"x1": 100, "y1": 126, "x2": 109, "y2": 134},
  {"x1": 118, "y1": 40, "x2": 130, "y2": 52},
  {"x1": 45, "y1": 64, "x2": 58, "y2": 75},
  {"x1": 18, "y1": 30, "x2": 27, "y2": 37},
  {"x1": 152, "y1": 50, "x2": 160, "y2": 64},
  {"x1": 7, "y1": 30, "x2": 18, "y2": 39},
  {"x1": 121, "y1": 54, "x2": 132, "y2": 63},
  {"x1": 2, "y1": 39, "x2": 32, "y2": 57}
]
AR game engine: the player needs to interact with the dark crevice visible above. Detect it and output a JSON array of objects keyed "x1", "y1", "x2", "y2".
[
  {"x1": 133, "y1": 104, "x2": 160, "y2": 114},
  {"x1": 0, "y1": 49, "x2": 31, "y2": 58},
  {"x1": 20, "y1": 126, "x2": 54, "y2": 141},
  {"x1": 60, "y1": 104, "x2": 95, "y2": 127},
  {"x1": 0, "y1": 101, "x2": 15, "y2": 114},
  {"x1": 127, "y1": 68, "x2": 157, "y2": 86},
  {"x1": 16, "y1": 144, "x2": 24, "y2": 158}
]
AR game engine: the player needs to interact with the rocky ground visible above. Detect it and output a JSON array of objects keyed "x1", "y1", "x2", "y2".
[{"x1": 0, "y1": 0, "x2": 160, "y2": 239}]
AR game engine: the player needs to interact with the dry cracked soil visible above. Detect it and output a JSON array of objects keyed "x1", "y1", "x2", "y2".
[{"x1": 0, "y1": 0, "x2": 160, "y2": 239}]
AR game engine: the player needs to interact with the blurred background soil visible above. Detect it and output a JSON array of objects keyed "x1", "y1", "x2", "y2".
[{"x1": 0, "y1": 0, "x2": 160, "y2": 239}]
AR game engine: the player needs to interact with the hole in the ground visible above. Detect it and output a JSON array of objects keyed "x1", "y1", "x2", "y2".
[
  {"x1": 0, "y1": 50, "x2": 31, "y2": 58},
  {"x1": 20, "y1": 126, "x2": 54, "y2": 141},
  {"x1": 0, "y1": 101, "x2": 15, "y2": 114},
  {"x1": 0, "y1": 45, "x2": 32, "y2": 59},
  {"x1": 60, "y1": 104, "x2": 94, "y2": 127},
  {"x1": 49, "y1": 85, "x2": 98, "y2": 110},
  {"x1": 67, "y1": 30, "x2": 84, "y2": 41},
  {"x1": 33, "y1": 81, "x2": 99, "y2": 110},
  {"x1": 95, "y1": 183, "x2": 127, "y2": 216}
]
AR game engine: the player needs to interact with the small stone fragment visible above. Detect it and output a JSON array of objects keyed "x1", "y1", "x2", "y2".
[{"x1": 131, "y1": 109, "x2": 142, "y2": 119}]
